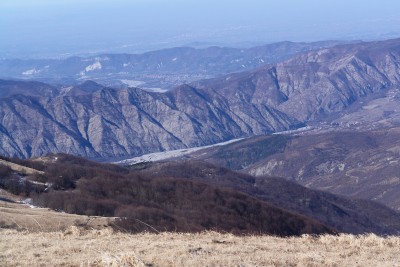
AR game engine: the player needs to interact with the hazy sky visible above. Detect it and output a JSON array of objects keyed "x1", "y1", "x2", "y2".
[{"x1": 1, "y1": 0, "x2": 400, "y2": 58}]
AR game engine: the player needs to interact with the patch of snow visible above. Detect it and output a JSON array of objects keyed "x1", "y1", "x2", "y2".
[
  {"x1": 22, "y1": 68, "x2": 40, "y2": 76},
  {"x1": 338, "y1": 163, "x2": 346, "y2": 171},
  {"x1": 123, "y1": 63, "x2": 131, "y2": 67},
  {"x1": 85, "y1": 60, "x2": 102, "y2": 72},
  {"x1": 172, "y1": 57, "x2": 178, "y2": 61},
  {"x1": 21, "y1": 198, "x2": 39, "y2": 208},
  {"x1": 273, "y1": 126, "x2": 314, "y2": 135},
  {"x1": 142, "y1": 88, "x2": 169, "y2": 93},
  {"x1": 363, "y1": 104, "x2": 380, "y2": 110},
  {"x1": 116, "y1": 138, "x2": 244, "y2": 165}
]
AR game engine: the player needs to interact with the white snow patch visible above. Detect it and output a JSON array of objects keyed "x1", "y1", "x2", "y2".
[
  {"x1": 116, "y1": 138, "x2": 244, "y2": 165},
  {"x1": 22, "y1": 68, "x2": 40, "y2": 75},
  {"x1": 172, "y1": 57, "x2": 178, "y2": 61},
  {"x1": 85, "y1": 60, "x2": 102, "y2": 72},
  {"x1": 21, "y1": 198, "x2": 39, "y2": 209},
  {"x1": 123, "y1": 63, "x2": 131, "y2": 67},
  {"x1": 142, "y1": 88, "x2": 169, "y2": 93},
  {"x1": 273, "y1": 126, "x2": 314, "y2": 135}
]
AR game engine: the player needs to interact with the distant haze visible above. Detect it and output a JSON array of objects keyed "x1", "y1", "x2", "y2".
[{"x1": 1, "y1": 0, "x2": 400, "y2": 58}]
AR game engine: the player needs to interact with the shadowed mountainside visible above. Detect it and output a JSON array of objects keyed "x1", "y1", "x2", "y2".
[
  {"x1": 137, "y1": 160, "x2": 400, "y2": 235},
  {"x1": 177, "y1": 129, "x2": 400, "y2": 211}
]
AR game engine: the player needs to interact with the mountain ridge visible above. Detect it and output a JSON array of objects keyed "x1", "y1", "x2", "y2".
[
  {"x1": 1, "y1": 38, "x2": 400, "y2": 158},
  {"x1": 0, "y1": 40, "x2": 353, "y2": 89}
]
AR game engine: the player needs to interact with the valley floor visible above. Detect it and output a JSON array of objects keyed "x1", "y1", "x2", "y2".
[{"x1": 1, "y1": 228, "x2": 400, "y2": 267}]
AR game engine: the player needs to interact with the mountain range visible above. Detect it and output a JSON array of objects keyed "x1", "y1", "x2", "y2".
[
  {"x1": 2, "y1": 38, "x2": 400, "y2": 235},
  {"x1": 1, "y1": 38, "x2": 400, "y2": 159},
  {"x1": 0, "y1": 40, "x2": 349, "y2": 90}
]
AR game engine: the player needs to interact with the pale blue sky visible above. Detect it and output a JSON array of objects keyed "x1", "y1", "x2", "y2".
[{"x1": 1, "y1": 0, "x2": 400, "y2": 58}]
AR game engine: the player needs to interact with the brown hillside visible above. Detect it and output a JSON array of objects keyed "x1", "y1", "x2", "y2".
[{"x1": 0, "y1": 154, "x2": 332, "y2": 236}]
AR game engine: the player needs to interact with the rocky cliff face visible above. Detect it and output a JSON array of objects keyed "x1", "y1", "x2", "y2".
[{"x1": 0, "y1": 85, "x2": 299, "y2": 158}]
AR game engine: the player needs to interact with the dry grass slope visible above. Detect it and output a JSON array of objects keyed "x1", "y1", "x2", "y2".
[
  {"x1": 0, "y1": 191, "x2": 113, "y2": 232},
  {"x1": 1, "y1": 228, "x2": 400, "y2": 267},
  {"x1": 0, "y1": 159, "x2": 44, "y2": 175},
  {"x1": 1, "y1": 183, "x2": 400, "y2": 266}
]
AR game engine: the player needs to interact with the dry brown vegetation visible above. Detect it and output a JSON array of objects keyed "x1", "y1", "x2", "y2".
[
  {"x1": 0, "y1": 191, "x2": 114, "y2": 232},
  {"x1": 1, "y1": 194, "x2": 399, "y2": 267},
  {"x1": 0, "y1": 159, "x2": 44, "y2": 176},
  {"x1": 1, "y1": 227, "x2": 400, "y2": 267},
  {"x1": 1, "y1": 194, "x2": 399, "y2": 266},
  {"x1": 0, "y1": 155, "x2": 332, "y2": 236}
]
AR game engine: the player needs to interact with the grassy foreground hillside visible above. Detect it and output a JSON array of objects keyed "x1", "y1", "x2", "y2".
[
  {"x1": 2, "y1": 189, "x2": 400, "y2": 266},
  {"x1": 1, "y1": 159, "x2": 400, "y2": 267},
  {"x1": 2, "y1": 228, "x2": 400, "y2": 267}
]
